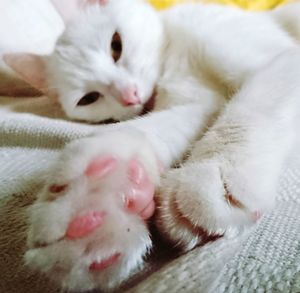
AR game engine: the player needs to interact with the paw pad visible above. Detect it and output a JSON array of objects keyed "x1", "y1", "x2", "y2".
[
  {"x1": 47, "y1": 184, "x2": 68, "y2": 201},
  {"x1": 49, "y1": 184, "x2": 67, "y2": 194},
  {"x1": 252, "y1": 211, "x2": 262, "y2": 222},
  {"x1": 89, "y1": 253, "x2": 121, "y2": 271},
  {"x1": 85, "y1": 156, "x2": 117, "y2": 178},
  {"x1": 66, "y1": 211, "x2": 106, "y2": 239},
  {"x1": 125, "y1": 159, "x2": 155, "y2": 218},
  {"x1": 128, "y1": 159, "x2": 145, "y2": 185},
  {"x1": 140, "y1": 200, "x2": 155, "y2": 220}
]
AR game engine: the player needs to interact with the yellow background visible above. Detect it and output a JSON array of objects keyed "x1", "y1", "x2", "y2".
[{"x1": 148, "y1": 0, "x2": 289, "y2": 11}]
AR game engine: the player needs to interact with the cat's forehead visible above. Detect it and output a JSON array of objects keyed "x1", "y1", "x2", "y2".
[
  {"x1": 51, "y1": 1, "x2": 154, "y2": 67},
  {"x1": 62, "y1": 8, "x2": 117, "y2": 47},
  {"x1": 47, "y1": 0, "x2": 162, "y2": 86},
  {"x1": 58, "y1": 0, "x2": 157, "y2": 45},
  {"x1": 51, "y1": 5, "x2": 119, "y2": 69}
]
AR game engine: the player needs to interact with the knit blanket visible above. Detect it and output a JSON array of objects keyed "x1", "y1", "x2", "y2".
[{"x1": 1, "y1": 96, "x2": 300, "y2": 293}]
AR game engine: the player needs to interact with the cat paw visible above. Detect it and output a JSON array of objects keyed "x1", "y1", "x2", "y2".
[
  {"x1": 156, "y1": 160, "x2": 273, "y2": 251},
  {"x1": 25, "y1": 130, "x2": 160, "y2": 291}
]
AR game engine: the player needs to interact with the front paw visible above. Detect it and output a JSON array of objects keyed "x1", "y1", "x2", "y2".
[
  {"x1": 25, "y1": 130, "x2": 160, "y2": 291},
  {"x1": 156, "y1": 160, "x2": 271, "y2": 251}
]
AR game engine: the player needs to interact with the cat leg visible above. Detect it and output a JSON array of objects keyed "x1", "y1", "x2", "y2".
[
  {"x1": 157, "y1": 49, "x2": 300, "y2": 250},
  {"x1": 25, "y1": 104, "x2": 214, "y2": 291}
]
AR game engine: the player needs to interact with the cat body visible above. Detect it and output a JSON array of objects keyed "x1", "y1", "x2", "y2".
[
  {"x1": 5, "y1": 0, "x2": 300, "y2": 290},
  {"x1": 46, "y1": 1, "x2": 298, "y2": 122},
  {"x1": 159, "y1": 3, "x2": 295, "y2": 106}
]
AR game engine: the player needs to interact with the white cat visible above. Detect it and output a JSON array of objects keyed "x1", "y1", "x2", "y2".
[{"x1": 5, "y1": 0, "x2": 300, "y2": 291}]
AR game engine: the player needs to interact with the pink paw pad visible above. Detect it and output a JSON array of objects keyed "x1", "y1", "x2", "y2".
[
  {"x1": 47, "y1": 184, "x2": 68, "y2": 201},
  {"x1": 85, "y1": 155, "x2": 117, "y2": 178},
  {"x1": 252, "y1": 211, "x2": 262, "y2": 222},
  {"x1": 140, "y1": 200, "x2": 155, "y2": 220},
  {"x1": 125, "y1": 159, "x2": 155, "y2": 219},
  {"x1": 128, "y1": 159, "x2": 145, "y2": 185},
  {"x1": 66, "y1": 211, "x2": 105, "y2": 239},
  {"x1": 89, "y1": 253, "x2": 121, "y2": 271},
  {"x1": 49, "y1": 184, "x2": 67, "y2": 193}
]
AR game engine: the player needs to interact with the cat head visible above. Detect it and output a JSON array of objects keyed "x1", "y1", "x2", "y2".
[{"x1": 5, "y1": 0, "x2": 163, "y2": 122}]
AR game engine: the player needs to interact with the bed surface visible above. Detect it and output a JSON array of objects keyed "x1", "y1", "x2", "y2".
[{"x1": 1, "y1": 96, "x2": 300, "y2": 293}]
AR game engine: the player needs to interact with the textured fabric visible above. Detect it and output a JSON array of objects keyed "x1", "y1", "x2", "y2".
[
  {"x1": 1, "y1": 97, "x2": 300, "y2": 293},
  {"x1": 0, "y1": 97, "x2": 93, "y2": 293},
  {"x1": 127, "y1": 155, "x2": 300, "y2": 293}
]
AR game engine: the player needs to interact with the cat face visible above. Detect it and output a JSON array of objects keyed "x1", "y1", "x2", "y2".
[{"x1": 47, "y1": 0, "x2": 163, "y2": 122}]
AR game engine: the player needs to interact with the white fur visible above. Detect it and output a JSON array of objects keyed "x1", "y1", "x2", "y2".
[{"x1": 19, "y1": 0, "x2": 300, "y2": 291}]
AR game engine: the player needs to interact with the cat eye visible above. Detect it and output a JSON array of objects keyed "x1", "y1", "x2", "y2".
[
  {"x1": 77, "y1": 91, "x2": 103, "y2": 106},
  {"x1": 111, "y1": 32, "x2": 122, "y2": 62}
]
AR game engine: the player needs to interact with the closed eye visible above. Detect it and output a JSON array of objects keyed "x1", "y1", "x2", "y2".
[
  {"x1": 77, "y1": 91, "x2": 103, "y2": 106},
  {"x1": 111, "y1": 32, "x2": 122, "y2": 62}
]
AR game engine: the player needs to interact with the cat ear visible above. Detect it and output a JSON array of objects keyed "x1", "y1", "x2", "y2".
[
  {"x1": 3, "y1": 54, "x2": 49, "y2": 94},
  {"x1": 50, "y1": 0, "x2": 108, "y2": 23}
]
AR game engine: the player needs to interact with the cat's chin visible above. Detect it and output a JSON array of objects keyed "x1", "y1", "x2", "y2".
[{"x1": 140, "y1": 90, "x2": 156, "y2": 116}]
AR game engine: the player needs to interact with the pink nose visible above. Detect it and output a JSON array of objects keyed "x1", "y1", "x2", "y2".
[{"x1": 121, "y1": 86, "x2": 141, "y2": 106}]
